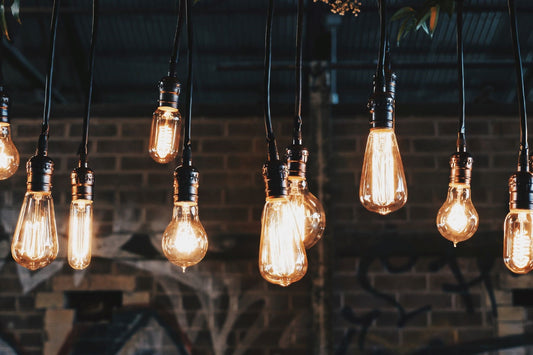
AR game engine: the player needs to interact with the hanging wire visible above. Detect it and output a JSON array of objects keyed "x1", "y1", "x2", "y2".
[
  {"x1": 264, "y1": 0, "x2": 279, "y2": 161},
  {"x1": 182, "y1": 0, "x2": 193, "y2": 165},
  {"x1": 37, "y1": 0, "x2": 62, "y2": 156},
  {"x1": 79, "y1": 0, "x2": 99, "y2": 165},
  {"x1": 508, "y1": 0, "x2": 529, "y2": 171},
  {"x1": 292, "y1": 0, "x2": 304, "y2": 145},
  {"x1": 456, "y1": 0, "x2": 467, "y2": 153},
  {"x1": 168, "y1": 0, "x2": 185, "y2": 77},
  {"x1": 376, "y1": 0, "x2": 387, "y2": 92}
]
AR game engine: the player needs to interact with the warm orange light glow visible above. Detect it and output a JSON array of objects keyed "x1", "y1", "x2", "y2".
[
  {"x1": 436, "y1": 183, "x2": 479, "y2": 246},
  {"x1": 0, "y1": 122, "x2": 19, "y2": 180},
  {"x1": 259, "y1": 197, "x2": 307, "y2": 286},
  {"x1": 162, "y1": 202, "x2": 208, "y2": 271},
  {"x1": 504, "y1": 209, "x2": 533, "y2": 274},
  {"x1": 11, "y1": 191, "x2": 58, "y2": 270},
  {"x1": 359, "y1": 127, "x2": 407, "y2": 215},
  {"x1": 287, "y1": 177, "x2": 325, "y2": 249},
  {"x1": 148, "y1": 106, "x2": 182, "y2": 164},
  {"x1": 68, "y1": 199, "x2": 93, "y2": 270}
]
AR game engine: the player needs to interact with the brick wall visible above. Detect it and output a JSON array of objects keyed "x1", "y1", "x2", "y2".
[{"x1": 0, "y1": 108, "x2": 529, "y2": 354}]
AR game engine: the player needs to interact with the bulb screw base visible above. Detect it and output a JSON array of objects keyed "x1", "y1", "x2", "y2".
[
  {"x1": 285, "y1": 144, "x2": 309, "y2": 178},
  {"x1": 158, "y1": 76, "x2": 181, "y2": 109},
  {"x1": 0, "y1": 86, "x2": 9, "y2": 124},
  {"x1": 449, "y1": 152, "x2": 473, "y2": 185},
  {"x1": 368, "y1": 73, "x2": 397, "y2": 129},
  {"x1": 174, "y1": 165, "x2": 199, "y2": 203},
  {"x1": 26, "y1": 155, "x2": 54, "y2": 193},
  {"x1": 263, "y1": 160, "x2": 288, "y2": 198},
  {"x1": 509, "y1": 172, "x2": 533, "y2": 210},
  {"x1": 71, "y1": 164, "x2": 95, "y2": 201}
]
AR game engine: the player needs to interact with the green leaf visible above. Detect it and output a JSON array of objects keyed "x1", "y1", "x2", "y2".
[
  {"x1": 0, "y1": 0, "x2": 9, "y2": 41},
  {"x1": 12, "y1": 0, "x2": 20, "y2": 24},
  {"x1": 397, "y1": 17, "x2": 416, "y2": 45},
  {"x1": 415, "y1": 11, "x2": 431, "y2": 31},
  {"x1": 391, "y1": 7, "x2": 415, "y2": 22},
  {"x1": 429, "y1": 5, "x2": 439, "y2": 36}
]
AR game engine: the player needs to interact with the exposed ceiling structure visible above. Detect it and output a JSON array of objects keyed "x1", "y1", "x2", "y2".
[{"x1": 2, "y1": 0, "x2": 533, "y2": 111}]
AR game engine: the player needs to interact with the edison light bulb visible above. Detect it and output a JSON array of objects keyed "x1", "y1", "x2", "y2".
[
  {"x1": 12, "y1": 191, "x2": 58, "y2": 270},
  {"x1": 68, "y1": 199, "x2": 93, "y2": 270},
  {"x1": 504, "y1": 209, "x2": 533, "y2": 274},
  {"x1": 0, "y1": 122, "x2": 19, "y2": 180},
  {"x1": 287, "y1": 177, "x2": 325, "y2": 249},
  {"x1": 436, "y1": 183, "x2": 479, "y2": 246},
  {"x1": 360, "y1": 127, "x2": 407, "y2": 215},
  {"x1": 149, "y1": 106, "x2": 182, "y2": 164},
  {"x1": 259, "y1": 196, "x2": 308, "y2": 287},
  {"x1": 162, "y1": 201, "x2": 208, "y2": 271}
]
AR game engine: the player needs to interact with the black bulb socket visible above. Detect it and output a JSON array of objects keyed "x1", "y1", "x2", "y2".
[
  {"x1": 449, "y1": 152, "x2": 473, "y2": 185},
  {"x1": 285, "y1": 144, "x2": 309, "y2": 179},
  {"x1": 158, "y1": 76, "x2": 181, "y2": 109},
  {"x1": 174, "y1": 164, "x2": 199, "y2": 203},
  {"x1": 71, "y1": 164, "x2": 95, "y2": 201},
  {"x1": 263, "y1": 160, "x2": 288, "y2": 198},
  {"x1": 26, "y1": 155, "x2": 54, "y2": 193},
  {"x1": 0, "y1": 86, "x2": 9, "y2": 124},
  {"x1": 509, "y1": 171, "x2": 533, "y2": 210},
  {"x1": 368, "y1": 73, "x2": 397, "y2": 129}
]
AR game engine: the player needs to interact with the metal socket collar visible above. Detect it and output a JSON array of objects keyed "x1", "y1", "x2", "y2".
[
  {"x1": 285, "y1": 144, "x2": 309, "y2": 178},
  {"x1": 174, "y1": 165, "x2": 199, "y2": 203},
  {"x1": 509, "y1": 171, "x2": 533, "y2": 210},
  {"x1": 0, "y1": 86, "x2": 9, "y2": 124},
  {"x1": 262, "y1": 160, "x2": 288, "y2": 198},
  {"x1": 158, "y1": 76, "x2": 181, "y2": 109},
  {"x1": 26, "y1": 155, "x2": 54, "y2": 193},
  {"x1": 368, "y1": 73, "x2": 397, "y2": 129},
  {"x1": 71, "y1": 165, "x2": 95, "y2": 201},
  {"x1": 449, "y1": 152, "x2": 473, "y2": 185}
]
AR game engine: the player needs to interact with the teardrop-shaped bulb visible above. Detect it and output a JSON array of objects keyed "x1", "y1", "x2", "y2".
[
  {"x1": 68, "y1": 199, "x2": 93, "y2": 270},
  {"x1": 259, "y1": 197, "x2": 308, "y2": 286},
  {"x1": 11, "y1": 191, "x2": 58, "y2": 270},
  {"x1": 504, "y1": 209, "x2": 533, "y2": 274},
  {"x1": 0, "y1": 122, "x2": 19, "y2": 180},
  {"x1": 359, "y1": 127, "x2": 407, "y2": 215},
  {"x1": 287, "y1": 177, "x2": 326, "y2": 249},
  {"x1": 436, "y1": 183, "x2": 479, "y2": 246},
  {"x1": 162, "y1": 201, "x2": 208, "y2": 270},
  {"x1": 148, "y1": 106, "x2": 182, "y2": 164}
]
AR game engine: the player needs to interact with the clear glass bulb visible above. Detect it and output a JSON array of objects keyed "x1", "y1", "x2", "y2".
[
  {"x1": 359, "y1": 127, "x2": 407, "y2": 215},
  {"x1": 504, "y1": 209, "x2": 533, "y2": 274},
  {"x1": 68, "y1": 199, "x2": 93, "y2": 270},
  {"x1": 162, "y1": 201, "x2": 208, "y2": 271},
  {"x1": 148, "y1": 106, "x2": 182, "y2": 164},
  {"x1": 436, "y1": 183, "x2": 479, "y2": 246},
  {"x1": 0, "y1": 122, "x2": 19, "y2": 180},
  {"x1": 259, "y1": 197, "x2": 308, "y2": 287},
  {"x1": 11, "y1": 191, "x2": 58, "y2": 270},
  {"x1": 287, "y1": 177, "x2": 326, "y2": 249}
]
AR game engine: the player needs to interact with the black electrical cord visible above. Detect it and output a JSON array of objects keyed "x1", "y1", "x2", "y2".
[
  {"x1": 264, "y1": 0, "x2": 279, "y2": 161},
  {"x1": 182, "y1": 0, "x2": 193, "y2": 166},
  {"x1": 508, "y1": 0, "x2": 529, "y2": 171},
  {"x1": 376, "y1": 0, "x2": 387, "y2": 92},
  {"x1": 79, "y1": 0, "x2": 99, "y2": 164},
  {"x1": 37, "y1": 0, "x2": 61, "y2": 156},
  {"x1": 456, "y1": 0, "x2": 466, "y2": 153},
  {"x1": 292, "y1": 0, "x2": 304, "y2": 146},
  {"x1": 168, "y1": 0, "x2": 185, "y2": 78}
]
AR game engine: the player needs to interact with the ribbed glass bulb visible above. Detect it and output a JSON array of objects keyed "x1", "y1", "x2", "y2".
[
  {"x1": 504, "y1": 209, "x2": 533, "y2": 274},
  {"x1": 162, "y1": 201, "x2": 208, "y2": 271},
  {"x1": 148, "y1": 106, "x2": 182, "y2": 164},
  {"x1": 359, "y1": 127, "x2": 407, "y2": 215},
  {"x1": 287, "y1": 177, "x2": 326, "y2": 249},
  {"x1": 11, "y1": 191, "x2": 58, "y2": 270},
  {"x1": 259, "y1": 196, "x2": 307, "y2": 287},
  {"x1": 0, "y1": 123, "x2": 19, "y2": 180},
  {"x1": 436, "y1": 183, "x2": 479, "y2": 246},
  {"x1": 68, "y1": 199, "x2": 93, "y2": 270}
]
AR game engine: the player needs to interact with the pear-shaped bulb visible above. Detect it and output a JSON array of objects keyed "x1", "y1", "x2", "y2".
[{"x1": 0, "y1": 122, "x2": 19, "y2": 180}]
